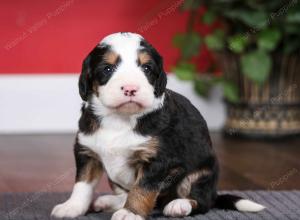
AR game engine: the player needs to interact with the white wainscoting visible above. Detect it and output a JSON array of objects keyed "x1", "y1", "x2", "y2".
[{"x1": 0, "y1": 74, "x2": 225, "y2": 133}]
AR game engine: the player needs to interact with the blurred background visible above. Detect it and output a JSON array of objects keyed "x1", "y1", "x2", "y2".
[{"x1": 0, "y1": 0, "x2": 299, "y2": 194}]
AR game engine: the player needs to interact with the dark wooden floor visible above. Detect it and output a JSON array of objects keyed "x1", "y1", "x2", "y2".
[{"x1": 0, "y1": 133, "x2": 299, "y2": 193}]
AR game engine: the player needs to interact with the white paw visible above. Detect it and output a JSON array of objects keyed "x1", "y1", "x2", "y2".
[
  {"x1": 93, "y1": 194, "x2": 127, "y2": 212},
  {"x1": 163, "y1": 199, "x2": 192, "y2": 217},
  {"x1": 51, "y1": 199, "x2": 88, "y2": 218},
  {"x1": 111, "y1": 208, "x2": 144, "y2": 220}
]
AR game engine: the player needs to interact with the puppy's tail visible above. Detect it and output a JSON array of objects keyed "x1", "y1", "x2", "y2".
[{"x1": 214, "y1": 194, "x2": 265, "y2": 212}]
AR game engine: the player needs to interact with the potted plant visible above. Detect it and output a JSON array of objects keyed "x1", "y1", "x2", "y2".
[{"x1": 173, "y1": 0, "x2": 300, "y2": 138}]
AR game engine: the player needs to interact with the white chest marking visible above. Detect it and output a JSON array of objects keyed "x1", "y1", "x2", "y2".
[{"x1": 78, "y1": 115, "x2": 150, "y2": 189}]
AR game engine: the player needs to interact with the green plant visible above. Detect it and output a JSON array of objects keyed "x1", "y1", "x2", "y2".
[{"x1": 173, "y1": 0, "x2": 300, "y2": 102}]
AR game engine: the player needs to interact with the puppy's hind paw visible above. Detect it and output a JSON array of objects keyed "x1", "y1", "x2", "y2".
[
  {"x1": 111, "y1": 208, "x2": 144, "y2": 220},
  {"x1": 93, "y1": 194, "x2": 127, "y2": 212},
  {"x1": 163, "y1": 199, "x2": 192, "y2": 217}
]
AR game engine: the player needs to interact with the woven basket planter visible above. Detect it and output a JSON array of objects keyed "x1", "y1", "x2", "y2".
[{"x1": 217, "y1": 52, "x2": 300, "y2": 138}]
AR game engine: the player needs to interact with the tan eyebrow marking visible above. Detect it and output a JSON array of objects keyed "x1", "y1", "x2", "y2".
[
  {"x1": 103, "y1": 51, "x2": 119, "y2": 64},
  {"x1": 138, "y1": 52, "x2": 151, "y2": 65}
]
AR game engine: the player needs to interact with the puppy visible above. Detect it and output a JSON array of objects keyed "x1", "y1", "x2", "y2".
[{"x1": 51, "y1": 32, "x2": 265, "y2": 220}]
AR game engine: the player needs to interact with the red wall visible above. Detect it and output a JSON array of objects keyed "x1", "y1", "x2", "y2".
[{"x1": 0, "y1": 0, "x2": 188, "y2": 73}]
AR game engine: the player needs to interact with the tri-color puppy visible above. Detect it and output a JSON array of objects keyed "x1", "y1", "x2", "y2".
[{"x1": 51, "y1": 32, "x2": 265, "y2": 220}]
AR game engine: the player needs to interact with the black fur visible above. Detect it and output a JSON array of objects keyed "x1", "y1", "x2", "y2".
[
  {"x1": 78, "y1": 104, "x2": 100, "y2": 134},
  {"x1": 135, "y1": 89, "x2": 219, "y2": 214},
  {"x1": 215, "y1": 194, "x2": 243, "y2": 210}
]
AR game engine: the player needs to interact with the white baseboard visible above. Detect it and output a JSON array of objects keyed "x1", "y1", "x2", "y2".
[{"x1": 0, "y1": 74, "x2": 225, "y2": 134}]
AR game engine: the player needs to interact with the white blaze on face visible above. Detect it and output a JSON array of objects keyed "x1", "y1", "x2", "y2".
[{"x1": 95, "y1": 33, "x2": 160, "y2": 115}]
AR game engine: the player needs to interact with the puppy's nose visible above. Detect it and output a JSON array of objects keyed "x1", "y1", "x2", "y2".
[{"x1": 121, "y1": 85, "x2": 139, "y2": 97}]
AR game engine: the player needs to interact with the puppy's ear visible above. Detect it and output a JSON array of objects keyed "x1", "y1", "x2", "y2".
[
  {"x1": 155, "y1": 56, "x2": 167, "y2": 97},
  {"x1": 152, "y1": 49, "x2": 167, "y2": 97},
  {"x1": 79, "y1": 53, "x2": 93, "y2": 101},
  {"x1": 79, "y1": 46, "x2": 105, "y2": 101}
]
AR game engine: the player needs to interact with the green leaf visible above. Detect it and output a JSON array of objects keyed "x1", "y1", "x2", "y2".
[
  {"x1": 172, "y1": 62, "x2": 196, "y2": 81},
  {"x1": 202, "y1": 10, "x2": 216, "y2": 24},
  {"x1": 222, "y1": 81, "x2": 239, "y2": 103},
  {"x1": 194, "y1": 78, "x2": 211, "y2": 97},
  {"x1": 241, "y1": 11, "x2": 268, "y2": 29},
  {"x1": 224, "y1": 10, "x2": 268, "y2": 29},
  {"x1": 213, "y1": 77, "x2": 239, "y2": 102},
  {"x1": 172, "y1": 32, "x2": 201, "y2": 59},
  {"x1": 228, "y1": 34, "x2": 248, "y2": 53},
  {"x1": 258, "y1": 28, "x2": 281, "y2": 51},
  {"x1": 241, "y1": 50, "x2": 272, "y2": 85},
  {"x1": 181, "y1": 0, "x2": 201, "y2": 10},
  {"x1": 286, "y1": 4, "x2": 300, "y2": 23},
  {"x1": 246, "y1": 1, "x2": 278, "y2": 10},
  {"x1": 172, "y1": 34, "x2": 183, "y2": 47},
  {"x1": 204, "y1": 30, "x2": 225, "y2": 50},
  {"x1": 287, "y1": 13, "x2": 300, "y2": 23}
]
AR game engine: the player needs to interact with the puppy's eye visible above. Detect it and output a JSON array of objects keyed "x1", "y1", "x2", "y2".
[
  {"x1": 103, "y1": 65, "x2": 115, "y2": 75},
  {"x1": 142, "y1": 64, "x2": 152, "y2": 73}
]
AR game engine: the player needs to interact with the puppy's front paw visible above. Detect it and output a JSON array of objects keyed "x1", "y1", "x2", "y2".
[
  {"x1": 93, "y1": 194, "x2": 127, "y2": 212},
  {"x1": 51, "y1": 199, "x2": 88, "y2": 218},
  {"x1": 163, "y1": 199, "x2": 192, "y2": 217},
  {"x1": 111, "y1": 208, "x2": 144, "y2": 220}
]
